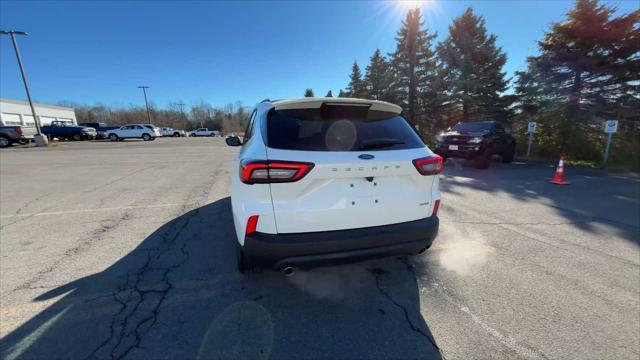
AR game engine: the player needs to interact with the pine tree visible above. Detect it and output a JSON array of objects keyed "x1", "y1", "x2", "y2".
[
  {"x1": 304, "y1": 88, "x2": 314, "y2": 97},
  {"x1": 513, "y1": 0, "x2": 640, "y2": 159},
  {"x1": 346, "y1": 61, "x2": 368, "y2": 98},
  {"x1": 389, "y1": 8, "x2": 438, "y2": 125},
  {"x1": 364, "y1": 49, "x2": 395, "y2": 102},
  {"x1": 326, "y1": 90, "x2": 333, "y2": 97},
  {"x1": 338, "y1": 89, "x2": 347, "y2": 98},
  {"x1": 530, "y1": 0, "x2": 639, "y2": 119},
  {"x1": 437, "y1": 7, "x2": 509, "y2": 122}
]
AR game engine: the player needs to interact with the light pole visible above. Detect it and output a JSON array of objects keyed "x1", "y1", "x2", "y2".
[
  {"x1": 176, "y1": 102, "x2": 186, "y2": 129},
  {"x1": 137, "y1": 86, "x2": 152, "y2": 124},
  {"x1": 0, "y1": 30, "x2": 48, "y2": 146}
]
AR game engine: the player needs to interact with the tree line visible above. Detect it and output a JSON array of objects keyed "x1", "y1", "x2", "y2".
[
  {"x1": 63, "y1": 101, "x2": 250, "y2": 133},
  {"x1": 308, "y1": 0, "x2": 639, "y2": 167}
]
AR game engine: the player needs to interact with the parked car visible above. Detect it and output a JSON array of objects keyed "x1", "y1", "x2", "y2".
[
  {"x1": 160, "y1": 127, "x2": 186, "y2": 137},
  {"x1": 225, "y1": 97, "x2": 442, "y2": 274},
  {"x1": 0, "y1": 126, "x2": 37, "y2": 148},
  {"x1": 434, "y1": 120, "x2": 516, "y2": 169},
  {"x1": 41, "y1": 121, "x2": 96, "y2": 141},
  {"x1": 78, "y1": 122, "x2": 118, "y2": 139},
  {"x1": 189, "y1": 128, "x2": 220, "y2": 137},
  {"x1": 105, "y1": 124, "x2": 161, "y2": 141}
]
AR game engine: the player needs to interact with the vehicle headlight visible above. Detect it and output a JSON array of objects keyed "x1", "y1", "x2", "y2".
[
  {"x1": 469, "y1": 136, "x2": 483, "y2": 143},
  {"x1": 436, "y1": 134, "x2": 444, "y2": 142}
]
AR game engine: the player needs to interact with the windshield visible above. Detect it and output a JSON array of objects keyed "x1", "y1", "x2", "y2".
[
  {"x1": 452, "y1": 122, "x2": 493, "y2": 132},
  {"x1": 267, "y1": 109, "x2": 424, "y2": 151}
]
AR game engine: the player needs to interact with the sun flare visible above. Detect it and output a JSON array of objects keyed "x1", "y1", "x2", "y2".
[{"x1": 394, "y1": 0, "x2": 425, "y2": 11}]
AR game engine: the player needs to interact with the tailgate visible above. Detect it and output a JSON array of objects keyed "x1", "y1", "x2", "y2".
[{"x1": 266, "y1": 147, "x2": 438, "y2": 233}]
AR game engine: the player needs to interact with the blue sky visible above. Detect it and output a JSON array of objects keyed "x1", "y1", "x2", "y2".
[{"x1": 1, "y1": 0, "x2": 637, "y2": 109}]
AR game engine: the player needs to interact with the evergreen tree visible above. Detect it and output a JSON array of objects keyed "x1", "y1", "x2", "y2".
[
  {"x1": 326, "y1": 90, "x2": 333, "y2": 97},
  {"x1": 364, "y1": 49, "x2": 395, "y2": 102},
  {"x1": 513, "y1": 0, "x2": 640, "y2": 160},
  {"x1": 304, "y1": 88, "x2": 314, "y2": 97},
  {"x1": 437, "y1": 7, "x2": 509, "y2": 122},
  {"x1": 389, "y1": 8, "x2": 438, "y2": 125},
  {"x1": 529, "y1": 0, "x2": 639, "y2": 119},
  {"x1": 346, "y1": 61, "x2": 368, "y2": 98},
  {"x1": 338, "y1": 89, "x2": 347, "y2": 97}
]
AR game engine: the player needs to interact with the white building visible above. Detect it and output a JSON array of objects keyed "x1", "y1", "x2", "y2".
[{"x1": 0, "y1": 98, "x2": 77, "y2": 128}]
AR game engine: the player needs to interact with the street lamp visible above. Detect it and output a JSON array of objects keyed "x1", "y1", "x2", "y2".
[
  {"x1": 176, "y1": 102, "x2": 187, "y2": 129},
  {"x1": 0, "y1": 30, "x2": 48, "y2": 146},
  {"x1": 137, "y1": 86, "x2": 152, "y2": 124}
]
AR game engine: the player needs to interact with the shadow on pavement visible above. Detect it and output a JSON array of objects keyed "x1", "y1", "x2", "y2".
[
  {"x1": 441, "y1": 159, "x2": 640, "y2": 245},
  {"x1": 1, "y1": 197, "x2": 443, "y2": 360}
]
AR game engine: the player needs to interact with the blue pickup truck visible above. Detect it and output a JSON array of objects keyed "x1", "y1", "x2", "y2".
[{"x1": 42, "y1": 121, "x2": 97, "y2": 141}]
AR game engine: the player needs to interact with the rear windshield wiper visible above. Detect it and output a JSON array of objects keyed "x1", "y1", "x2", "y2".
[{"x1": 358, "y1": 138, "x2": 405, "y2": 150}]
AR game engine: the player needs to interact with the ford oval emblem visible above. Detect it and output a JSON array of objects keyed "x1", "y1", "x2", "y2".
[{"x1": 358, "y1": 154, "x2": 375, "y2": 160}]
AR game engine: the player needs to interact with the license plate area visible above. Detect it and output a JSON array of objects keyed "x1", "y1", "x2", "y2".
[
  {"x1": 449, "y1": 145, "x2": 459, "y2": 150},
  {"x1": 347, "y1": 179, "x2": 377, "y2": 207}
]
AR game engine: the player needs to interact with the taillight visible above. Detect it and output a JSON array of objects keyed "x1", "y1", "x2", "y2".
[
  {"x1": 246, "y1": 215, "x2": 259, "y2": 235},
  {"x1": 15, "y1": 127, "x2": 23, "y2": 135},
  {"x1": 432, "y1": 199, "x2": 441, "y2": 216},
  {"x1": 240, "y1": 160, "x2": 314, "y2": 184},
  {"x1": 413, "y1": 155, "x2": 443, "y2": 175}
]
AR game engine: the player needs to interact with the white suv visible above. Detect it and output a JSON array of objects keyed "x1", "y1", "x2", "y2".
[
  {"x1": 106, "y1": 124, "x2": 161, "y2": 141},
  {"x1": 226, "y1": 98, "x2": 442, "y2": 274}
]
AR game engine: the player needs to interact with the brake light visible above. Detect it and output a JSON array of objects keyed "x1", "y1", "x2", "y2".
[
  {"x1": 15, "y1": 127, "x2": 22, "y2": 135},
  {"x1": 240, "y1": 160, "x2": 314, "y2": 184},
  {"x1": 413, "y1": 155, "x2": 443, "y2": 175},
  {"x1": 246, "y1": 215, "x2": 259, "y2": 235},
  {"x1": 432, "y1": 199, "x2": 441, "y2": 216}
]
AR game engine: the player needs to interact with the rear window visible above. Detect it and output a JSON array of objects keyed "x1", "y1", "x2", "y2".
[
  {"x1": 267, "y1": 107, "x2": 425, "y2": 151},
  {"x1": 452, "y1": 122, "x2": 493, "y2": 132}
]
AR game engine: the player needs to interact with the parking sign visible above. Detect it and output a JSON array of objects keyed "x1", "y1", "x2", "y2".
[
  {"x1": 528, "y1": 122, "x2": 537, "y2": 133},
  {"x1": 604, "y1": 120, "x2": 618, "y2": 133}
]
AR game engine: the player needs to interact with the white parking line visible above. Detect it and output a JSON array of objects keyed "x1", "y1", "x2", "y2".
[{"x1": 0, "y1": 203, "x2": 196, "y2": 219}]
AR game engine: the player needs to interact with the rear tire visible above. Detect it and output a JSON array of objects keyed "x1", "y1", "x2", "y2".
[
  {"x1": 475, "y1": 148, "x2": 492, "y2": 169},
  {"x1": 502, "y1": 143, "x2": 515, "y2": 163},
  {"x1": 0, "y1": 135, "x2": 10, "y2": 148},
  {"x1": 72, "y1": 133, "x2": 82, "y2": 141},
  {"x1": 236, "y1": 245, "x2": 251, "y2": 274},
  {"x1": 142, "y1": 133, "x2": 151, "y2": 141},
  {"x1": 173, "y1": 132, "x2": 180, "y2": 137}
]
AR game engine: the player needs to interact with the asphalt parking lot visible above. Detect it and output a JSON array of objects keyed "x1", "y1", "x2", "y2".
[{"x1": 1, "y1": 138, "x2": 639, "y2": 359}]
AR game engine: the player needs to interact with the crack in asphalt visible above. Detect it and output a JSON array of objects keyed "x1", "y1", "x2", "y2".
[
  {"x1": 14, "y1": 212, "x2": 132, "y2": 291},
  {"x1": 85, "y1": 208, "x2": 201, "y2": 360},
  {"x1": 369, "y1": 261, "x2": 447, "y2": 360}
]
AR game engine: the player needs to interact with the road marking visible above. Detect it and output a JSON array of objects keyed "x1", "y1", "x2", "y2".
[
  {"x1": 0, "y1": 203, "x2": 197, "y2": 219},
  {"x1": 1, "y1": 305, "x2": 72, "y2": 360},
  {"x1": 428, "y1": 283, "x2": 546, "y2": 359}
]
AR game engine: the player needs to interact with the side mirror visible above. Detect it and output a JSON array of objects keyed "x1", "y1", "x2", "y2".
[{"x1": 225, "y1": 136, "x2": 242, "y2": 147}]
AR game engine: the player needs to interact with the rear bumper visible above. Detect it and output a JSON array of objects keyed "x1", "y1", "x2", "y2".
[
  {"x1": 243, "y1": 216, "x2": 439, "y2": 270},
  {"x1": 435, "y1": 144, "x2": 485, "y2": 159}
]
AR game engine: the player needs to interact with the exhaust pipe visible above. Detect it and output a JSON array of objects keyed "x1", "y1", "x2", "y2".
[{"x1": 281, "y1": 266, "x2": 296, "y2": 277}]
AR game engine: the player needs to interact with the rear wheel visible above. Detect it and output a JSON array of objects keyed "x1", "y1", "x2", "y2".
[
  {"x1": 109, "y1": 134, "x2": 118, "y2": 141},
  {"x1": 475, "y1": 148, "x2": 492, "y2": 169},
  {"x1": 142, "y1": 133, "x2": 151, "y2": 141},
  {"x1": 0, "y1": 135, "x2": 10, "y2": 148},
  {"x1": 72, "y1": 133, "x2": 82, "y2": 141},
  {"x1": 236, "y1": 244, "x2": 252, "y2": 274},
  {"x1": 502, "y1": 143, "x2": 515, "y2": 163},
  {"x1": 173, "y1": 132, "x2": 180, "y2": 137}
]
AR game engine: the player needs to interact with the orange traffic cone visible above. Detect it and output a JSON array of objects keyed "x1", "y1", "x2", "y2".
[{"x1": 550, "y1": 156, "x2": 571, "y2": 185}]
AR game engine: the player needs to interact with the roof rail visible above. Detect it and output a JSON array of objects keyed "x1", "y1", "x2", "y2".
[{"x1": 260, "y1": 98, "x2": 271, "y2": 103}]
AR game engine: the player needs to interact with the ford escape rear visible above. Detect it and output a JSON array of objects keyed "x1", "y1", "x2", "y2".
[{"x1": 225, "y1": 97, "x2": 442, "y2": 273}]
